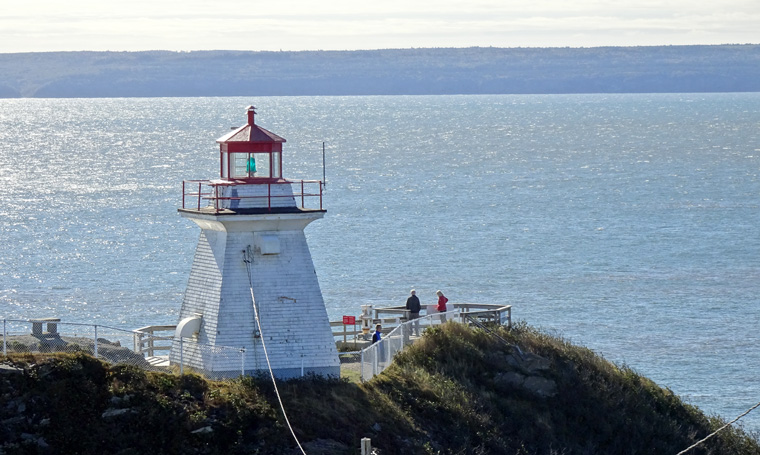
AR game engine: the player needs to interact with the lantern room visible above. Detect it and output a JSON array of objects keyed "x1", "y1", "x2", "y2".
[
  {"x1": 181, "y1": 105, "x2": 323, "y2": 214},
  {"x1": 216, "y1": 105, "x2": 284, "y2": 181}
]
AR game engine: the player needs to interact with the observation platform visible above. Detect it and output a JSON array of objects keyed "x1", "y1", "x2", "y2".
[
  {"x1": 181, "y1": 178, "x2": 324, "y2": 214},
  {"x1": 178, "y1": 206, "x2": 326, "y2": 216}
]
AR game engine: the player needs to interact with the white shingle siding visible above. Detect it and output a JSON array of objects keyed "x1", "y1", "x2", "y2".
[
  {"x1": 220, "y1": 183, "x2": 297, "y2": 209},
  {"x1": 170, "y1": 186, "x2": 339, "y2": 377}
]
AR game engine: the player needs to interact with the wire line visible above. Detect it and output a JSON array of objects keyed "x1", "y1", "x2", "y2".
[
  {"x1": 676, "y1": 400, "x2": 760, "y2": 455},
  {"x1": 243, "y1": 247, "x2": 307, "y2": 455}
]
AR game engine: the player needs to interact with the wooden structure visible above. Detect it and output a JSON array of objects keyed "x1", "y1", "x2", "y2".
[{"x1": 170, "y1": 106, "x2": 338, "y2": 378}]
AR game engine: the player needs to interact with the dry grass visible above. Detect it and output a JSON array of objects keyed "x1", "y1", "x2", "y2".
[{"x1": 2, "y1": 324, "x2": 759, "y2": 455}]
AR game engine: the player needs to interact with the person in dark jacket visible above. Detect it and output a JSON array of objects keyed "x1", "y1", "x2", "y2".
[
  {"x1": 372, "y1": 324, "x2": 385, "y2": 363},
  {"x1": 406, "y1": 289, "x2": 421, "y2": 336}
]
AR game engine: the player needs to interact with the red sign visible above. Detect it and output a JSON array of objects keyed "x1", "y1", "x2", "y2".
[{"x1": 342, "y1": 315, "x2": 356, "y2": 325}]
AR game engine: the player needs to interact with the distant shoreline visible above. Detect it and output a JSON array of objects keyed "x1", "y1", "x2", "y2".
[{"x1": 1, "y1": 45, "x2": 759, "y2": 98}]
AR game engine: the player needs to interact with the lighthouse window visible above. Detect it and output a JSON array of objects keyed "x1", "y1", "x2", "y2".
[
  {"x1": 232, "y1": 154, "x2": 249, "y2": 178},
  {"x1": 272, "y1": 152, "x2": 281, "y2": 179},
  {"x1": 255, "y1": 233, "x2": 280, "y2": 255},
  {"x1": 254, "y1": 153, "x2": 271, "y2": 178},
  {"x1": 229, "y1": 152, "x2": 273, "y2": 178}
]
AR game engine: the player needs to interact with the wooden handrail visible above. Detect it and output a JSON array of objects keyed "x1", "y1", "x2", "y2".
[{"x1": 133, "y1": 325, "x2": 177, "y2": 357}]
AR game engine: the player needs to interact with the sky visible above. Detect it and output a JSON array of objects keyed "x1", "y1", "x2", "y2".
[{"x1": 1, "y1": 0, "x2": 758, "y2": 53}]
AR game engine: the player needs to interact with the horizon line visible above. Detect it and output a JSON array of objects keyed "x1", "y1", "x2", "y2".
[{"x1": 2, "y1": 43, "x2": 760, "y2": 55}]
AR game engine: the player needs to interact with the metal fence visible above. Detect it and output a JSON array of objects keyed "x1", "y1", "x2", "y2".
[
  {"x1": 0, "y1": 319, "x2": 245, "y2": 381},
  {"x1": 2, "y1": 302, "x2": 510, "y2": 383},
  {"x1": 360, "y1": 309, "x2": 462, "y2": 382},
  {"x1": 1, "y1": 319, "x2": 152, "y2": 368},
  {"x1": 169, "y1": 337, "x2": 247, "y2": 381}
]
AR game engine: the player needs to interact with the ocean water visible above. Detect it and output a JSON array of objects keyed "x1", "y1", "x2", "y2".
[{"x1": 1, "y1": 94, "x2": 759, "y2": 430}]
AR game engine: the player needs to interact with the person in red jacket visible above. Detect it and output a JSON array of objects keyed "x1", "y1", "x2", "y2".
[{"x1": 436, "y1": 290, "x2": 449, "y2": 322}]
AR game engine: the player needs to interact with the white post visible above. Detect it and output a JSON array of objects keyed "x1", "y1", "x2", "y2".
[
  {"x1": 385, "y1": 339, "x2": 390, "y2": 369},
  {"x1": 241, "y1": 348, "x2": 245, "y2": 376},
  {"x1": 360, "y1": 349, "x2": 365, "y2": 382},
  {"x1": 372, "y1": 345, "x2": 378, "y2": 377},
  {"x1": 179, "y1": 337, "x2": 184, "y2": 375},
  {"x1": 94, "y1": 325, "x2": 99, "y2": 358},
  {"x1": 361, "y1": 437, "x2": 372, "y2": 455}
]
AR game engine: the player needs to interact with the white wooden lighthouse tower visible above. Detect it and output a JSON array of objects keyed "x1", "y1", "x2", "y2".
[{"x1": 170, "y1": 106, "x2": 339, "y2": 378}]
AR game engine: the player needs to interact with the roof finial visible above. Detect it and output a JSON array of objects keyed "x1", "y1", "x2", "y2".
[{"x1": 246, "y1": 105, "x2": 256, "y2": 125}]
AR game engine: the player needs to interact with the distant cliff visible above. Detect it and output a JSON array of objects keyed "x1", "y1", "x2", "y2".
[{"x1": 0, "y1": 45, "x2": 759, "y2": 98}]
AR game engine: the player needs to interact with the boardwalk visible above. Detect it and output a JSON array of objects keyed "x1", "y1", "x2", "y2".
[{"x1": 334, "y1": 303, "x2": 512, "y2": 382}]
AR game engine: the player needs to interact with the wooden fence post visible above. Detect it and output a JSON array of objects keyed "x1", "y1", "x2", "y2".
[{"x1": 361, "y1": 437, "x2": 372, "y2": 455}]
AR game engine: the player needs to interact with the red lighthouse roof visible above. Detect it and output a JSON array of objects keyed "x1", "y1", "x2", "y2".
[
  {"x1": 216, "y1": 106, "x2": 286, "y2": 153},
  {"x1": 181, "y1": 105, "x2": 324, "y2": 214}
]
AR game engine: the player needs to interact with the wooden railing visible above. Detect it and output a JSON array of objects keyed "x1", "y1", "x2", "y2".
[
  {"x1": 456, "y1": 303, "x2": 512, "y2": 327},
  {"x1": 330, "y1": 303, "x2": 512, "y2": 345},
  {"x1": 371, "y1": 303, "x2": 511, "y2": 328},
  {"x1": 131, "y1": 303, "x2": 510, "y2": 356},
  {"x1": 133, "y1": 325, "x2": 176, "y2": 357},
  {"x1": 330, "y1": 316, "x2": 408, "y2": 347}
]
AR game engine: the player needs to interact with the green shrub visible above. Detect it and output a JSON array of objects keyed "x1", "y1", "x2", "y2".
[{"x1": 2, "y1": 326, "x2": 758, "y2": 455}]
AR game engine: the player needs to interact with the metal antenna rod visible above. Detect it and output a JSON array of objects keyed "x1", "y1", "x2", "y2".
[{"x1": 322, "y1": 142, "x2": 326, "y2": 189}]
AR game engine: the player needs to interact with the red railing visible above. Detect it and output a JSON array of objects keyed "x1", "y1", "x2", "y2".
[{"x1": 181, "y1": 179, "x2": 324, "y2": 213}]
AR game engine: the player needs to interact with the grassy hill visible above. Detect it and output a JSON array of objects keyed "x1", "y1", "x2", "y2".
[{"x1": 1, "y1": 323, "x2": 758, "y2": 454}]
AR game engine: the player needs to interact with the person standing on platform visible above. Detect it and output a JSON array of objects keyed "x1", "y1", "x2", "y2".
[
  {"x1": 436, "y1": 290, "x2": 449, "y2": 323},
  {"x1": 372, "y1": 324, "x2": 382, "y2": 344},
  {"x1": 406, "y1": 289, "x2": 421, "y2": 336},
  {"x1": 372, "y1": 324, "x2": 385, "y2": 363}
]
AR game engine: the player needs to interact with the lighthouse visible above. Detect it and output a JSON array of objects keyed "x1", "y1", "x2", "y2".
[{"x1": 170, "y1": 106, "x2": 339, "y2": 378}]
